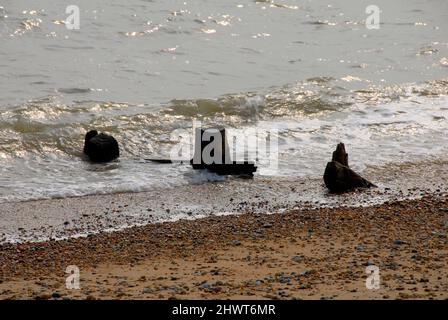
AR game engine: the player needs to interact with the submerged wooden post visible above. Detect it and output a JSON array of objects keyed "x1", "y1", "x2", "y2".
[{"x1": 83, "y1": 130, "x2": 120, "y2": 163}]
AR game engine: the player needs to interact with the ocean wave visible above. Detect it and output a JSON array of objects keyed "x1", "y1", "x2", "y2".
[{"x1": 0, "y1": 78, "x2": 447, "y2": 159}]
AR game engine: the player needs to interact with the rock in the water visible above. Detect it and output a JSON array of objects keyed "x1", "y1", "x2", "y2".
[
  {"x1": 83, "y1": 130, "x2": 120, "y2": 163},
  {"x1": 323, "y1": 143, "x2": 375, "y2": 193}
]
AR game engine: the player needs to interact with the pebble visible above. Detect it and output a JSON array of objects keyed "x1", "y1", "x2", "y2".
[
  {"x1": 201, "y1": 283, "x2": 211, "y2": 289},
  {"x1": 142, "y1": 287, "x2": 153, "y2": 294},
  {"x1": 35, "y1": 293, "x2": 51, "y2": 300}
]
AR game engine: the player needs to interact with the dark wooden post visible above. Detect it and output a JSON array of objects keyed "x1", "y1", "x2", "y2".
[
  {"x1": 323, "y1": 142, "x2": 375, "y2": 193},
  {"x1": 192, "y1": 128, "x2": 231, "y2": 167},
  {"x1": 190, "y1": 127, "x2": 257, "y2": 176}
]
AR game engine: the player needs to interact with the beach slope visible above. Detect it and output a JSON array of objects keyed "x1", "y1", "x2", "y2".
[{"x1": 0, "y1": 195, "x2": 447, "y2": 300}]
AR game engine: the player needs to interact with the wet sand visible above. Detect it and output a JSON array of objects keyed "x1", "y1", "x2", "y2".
[
  {"x1": 1, "y1": 159, "x2": 448, "y2": 244},
  {"x1": 0, "y1": 195, "x2": 447, "y2": 300}
]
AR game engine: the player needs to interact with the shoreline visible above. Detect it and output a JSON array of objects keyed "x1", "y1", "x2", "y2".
[
  {"x1": 1, "y1": 157, "x2": 448, "y2": 244},
  {"x1": 1, "y1": 195, "x2": 447, "y2": 300}
]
